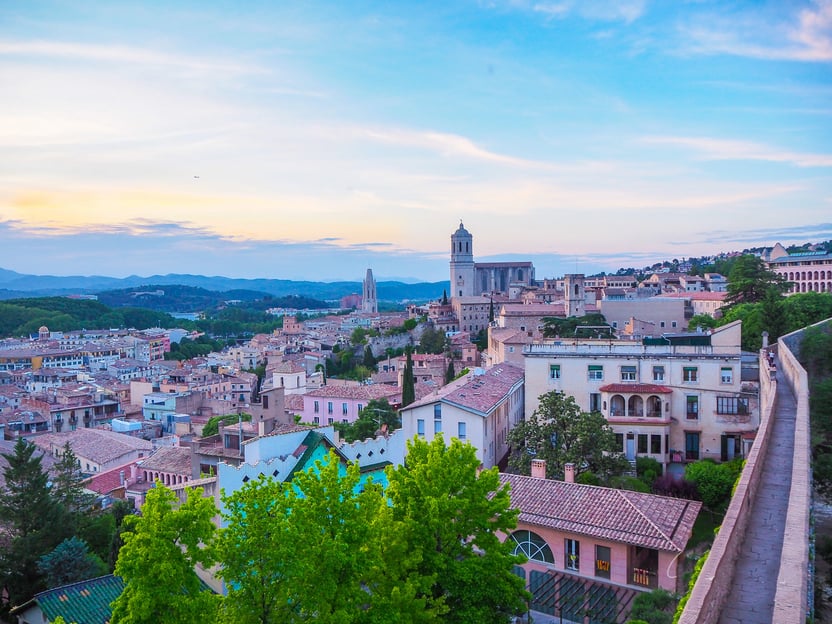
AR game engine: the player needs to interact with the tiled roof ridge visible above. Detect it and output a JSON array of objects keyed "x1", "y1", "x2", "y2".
[
  {"x1": 618, "y1": 490, "x2": 681, "y2": 552},
  {"x1": 34, "y1": 573, "x2": 120, "y2": 599}
]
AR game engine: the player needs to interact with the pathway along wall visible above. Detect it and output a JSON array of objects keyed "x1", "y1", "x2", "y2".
[{"x1": 677, "y1": 348, "x2": 778, "y2": 624}]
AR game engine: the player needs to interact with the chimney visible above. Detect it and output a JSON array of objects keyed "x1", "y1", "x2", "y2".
[
  {"x1": 564, "y1": 463, "x2": 575, "y2": 484},
  {"x1": 531, "y1": 459, "x2": 547, "y2": 479}
]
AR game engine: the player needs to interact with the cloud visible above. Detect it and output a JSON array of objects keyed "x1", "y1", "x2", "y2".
[
  {"x1": 680, "y1": 0, "x2": 832, "y2": 62},
  {"x1": 0, "y1": 40, "x2": 264, "y2": 75},
  {"x1": 516, "y1": 0, "x2": 647, "y2": 23},
  {"x1": 642, "y1": 135, "x2": 832, "y2": 167},
  {"x1": 697, "y1": 222, "x2": 832, "y2": 245}
]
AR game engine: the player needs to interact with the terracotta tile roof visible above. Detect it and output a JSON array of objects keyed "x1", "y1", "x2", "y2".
[
  {"x1": 598, "y1": 383, "x2": 673, "y2": 394},
  {"x1": 284, "y1": 394, "x2": 305, "y2": 411},
  {"x1": 305, "y1": 385, "x2": 400, "y2": 401},
  {"x1": 140, "y1": 446, "x2": 192, "y2": 475},
  {"x1": 31, "y1": 429, "x2": 152, "y2": 465},
  {"x1": 84, "y1": 461, "x2": 136, "y2": 494},
  {"x1": 499, "y1": 473, "x2": 701, "y2": 552},
  {"x1": 404, "y1": 363, "x2": 524, "y2": 416}
]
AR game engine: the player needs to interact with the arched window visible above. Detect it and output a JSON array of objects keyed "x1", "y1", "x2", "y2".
[{"x1": 509, "y1": 530, "x2": 554, "y2": 564}]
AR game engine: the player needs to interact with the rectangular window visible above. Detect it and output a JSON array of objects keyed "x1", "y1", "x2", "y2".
[
  {"x1": 327, "y1": 402, "x2": 333, "y2": 414},
  {"x1": 651, "y1": 434, "x2": 662, "y2": 454},
  {"x1": 434, "y1": 418, "x2": 442, "y2": 434},
  {"x1": 588, "y1": 365, "x2": 603, "y2": 381},
  {"x1": 595, "y1": 545, "x2": 611, "y2": 579},
  {"x1": 314, "y1": 400, "x2": 319, "y2": 414},
  {"x1": 434, "y1": 404, "x2": 442, "y2": 419},
  {"x1": 615, "y1": 433, "x2": 624, "y2": 451},
  {"x1": 589, "y1": 393, "x2": 602, "y2": 413},
  {"x1": 721, "y1": 367, "x2": 733, "y2": 384},
  {"x1": 565, "y1": 539, "x2": 580, "y2": 571},
  {"x1": 671, "y1": 321, "x2": 677, "y2": 328},
  {"x1": 686, "y1": 395, "x2": 699, "y2": 420},
  {"x1": 638, "y1": 434, "x2": 648, "y2": 454},
  {"x1": 653, "y1": 366, "x2": 665, "y2": 382},
  {"x1": 417, "y1": 419, "x2": 425, "y2": 436},
  {"x1": 262, "y1": 395, "x2": 269, "y2": 410},
  {"x1": 342, "y1": 402, "x2": 348, "y2": 415},
  {"x1": 549, "y1": 364, "x2": 561, "y2": 380},
  {"x1": 327, "y1": 417, "x2": 334, "y2": 425},
  {"x1": 313, "y1": 416, "x2": 320, "y2": 424},
  {"x1": 458, "y1": 421, "x2": 467, "y2": 440},
  {"x1": 685, "y1": 432, "x2": 700, "y2": 460},
  {"x1": 683, "y1": 367, "x2": 698, "y2": 383},
  {"x1": 357, "y1": 404, "x2": 363, "y2": 413},
  {"x1": 621, "y1": 365, "x2": 637, "y2": 382},
  {"x1": 716, "y1": 396, "x2": 749, "y2": 415}
]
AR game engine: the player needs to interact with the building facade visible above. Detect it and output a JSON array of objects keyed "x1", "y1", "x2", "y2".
[{"x1": 523, "y1": 321, "x2": 758, "y2": 468}]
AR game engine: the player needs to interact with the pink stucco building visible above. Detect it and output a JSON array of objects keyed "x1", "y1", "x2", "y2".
[{"x1": 500, "y1": 465, "x2": 700, "y2": 622}]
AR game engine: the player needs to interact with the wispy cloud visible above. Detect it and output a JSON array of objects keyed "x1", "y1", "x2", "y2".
[
  {"x1": 642, "y1": 135, "x2": 832, "y2": 167},
  {"x1": 698, "y1": 222, "x2": 832, "y2": 245},
  {"x1": 680, "y1": 0, "x2": 832, "y2": 62},
  {"x1": 519, "y1": 0, "x2": 647, "y2": 23},
  {"x1": 0, "y1": 40, "x2": 264, "y2": 74}
]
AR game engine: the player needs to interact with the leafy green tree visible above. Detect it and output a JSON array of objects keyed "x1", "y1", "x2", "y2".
[
  {"x1": 218, "y1": 474, "x2": 295, "y2": 624},
  {"x1": 350, "y1": 327, "x2": 368, "y2": 346},
  {"x1": 37, "y1": 536, "x2": 107, "y2": 588},
  {"x1": 386, "y1": 437, "x2": 529, "y2": 623},
  {"x1": 111, "y1": 485, "x2": 219, "y2": 624},
  {"x1": 760, "y1": 286, "x2": 788, "y2": 343},
  {"x1": 720, "y1": 303, "x2": 763, "y2": 351},
  {"x1": 684, "y1": 460, "x2": 742, "y2": 511},
  {"x1": 334, "y1": 398, "x2": 400, "y2": 443},
  {"x1": 401, "y1": 347, "x2": 415, "y2": 408},
  {"x1": 627, "y1": 588, "x2": 676, "y2": 624},
  {"x1": 0, "y1": 438, "x2": 69, "y2": 611},
  {"x1": 507, "y1": 391, "x2": 628, "y2": 481},
  {"x1": 419, "y1": 327, "x2": 447, "y2": 354},
  {"x1": 725, "y1": 254, "x2": 788, "y2": 307},
  {"x1": 202, "y1": 413, "x2": 252, "y2": 437},
  {"x1": 542, "y1": 313, "x2": 611, "y2": 339},
  {"x1": 783, "y1": 292, "x2": 832, "y2": 333},
  {"x1": 403, "y1": 318, "x2": 418, "y2": 331},
  {"x1": 687, "y1": 314, "x2": 717, "y2": 332}
]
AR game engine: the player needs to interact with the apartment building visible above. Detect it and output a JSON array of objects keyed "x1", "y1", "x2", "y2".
[{"x1": 523, "y1": 321, "x2": 757, "y2": 468}]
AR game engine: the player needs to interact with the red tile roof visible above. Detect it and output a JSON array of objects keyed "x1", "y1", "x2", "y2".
[{"x1": 500, "y1": 473, "x2": 700, "y2": 552}]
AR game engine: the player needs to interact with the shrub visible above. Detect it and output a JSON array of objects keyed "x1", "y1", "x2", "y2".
[
  {"x1": 652, "y1": 473, "x2": 699, "y2": 500},
  {"x1": 684, "y1": 460, "x2": 735, "y2": 510},
  {"x1": 628, "y1": 588, "x2": 676, "y2": 624},
  {"x1": 576, "y1": 471, "x2": 601, "y2": 486}
]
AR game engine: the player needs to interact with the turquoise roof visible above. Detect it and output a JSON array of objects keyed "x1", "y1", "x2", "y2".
[{"x1": 31, "y1": 574, "x2": 123, "y2": 624}]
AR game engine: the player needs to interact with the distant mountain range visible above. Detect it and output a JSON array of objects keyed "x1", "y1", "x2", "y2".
[{"x1": 0, "y1": 267, "x2": 449, "y2": 303}]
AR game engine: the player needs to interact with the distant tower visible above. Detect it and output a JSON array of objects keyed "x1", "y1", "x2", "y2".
[
  {"x1": 362, "y1": 268, "x2": 378, "y2": 314},
  {"x1": 564, "y1": 274, "x2": 586, "y2": 318},
  {"x1": 38, "y1": 326, "x2": 49, "y2": 341},
  {"x1": 450, "y1": 222, "x2": 476, "y2": 299}
]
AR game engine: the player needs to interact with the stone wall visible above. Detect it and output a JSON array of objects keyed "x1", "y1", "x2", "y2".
[
  {"x1": 772, "y1": 324, "x2": 814, "y2": 622},
  {"x1": 678, "y1": 349, "x2": 777, "y2": 624}
]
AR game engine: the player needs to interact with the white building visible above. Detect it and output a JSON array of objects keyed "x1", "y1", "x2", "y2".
[
  {"x1": 399, "y1": 363, "x2": 524, "y2": 469},
  {"x1": 523, "y1": 321, "x2": 757, "y2": 468}
]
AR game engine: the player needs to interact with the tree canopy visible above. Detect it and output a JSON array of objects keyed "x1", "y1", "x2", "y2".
[
  {"x1": 111, "y1": 485, "x2": 219, "y2": 624},
  {"x1": 334, "y1": 398, "x2": 400, "y2": 443},
  {"x1": 724, "y1": 254, "x2": 788, "y2": 307},
  {"x1": 386, "y1": 437, "x2": 529, "y2": 623},
  {"x1": 508, "y1": 391, "x2": 628, "y2": 481}
]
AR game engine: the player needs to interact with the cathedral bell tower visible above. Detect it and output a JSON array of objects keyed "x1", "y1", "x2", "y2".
[{"x1": 450, "y1": 222, "x2": 475, "y2": 299}]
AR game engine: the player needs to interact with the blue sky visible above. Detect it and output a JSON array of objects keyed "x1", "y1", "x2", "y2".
[{"x1": 1, "y1": 0, "x2": 830, "y2": 282}]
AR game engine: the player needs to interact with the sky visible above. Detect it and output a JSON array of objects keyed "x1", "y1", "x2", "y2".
[{"x1": 1, "y1": 0, "x2": 831, "y2": 283}]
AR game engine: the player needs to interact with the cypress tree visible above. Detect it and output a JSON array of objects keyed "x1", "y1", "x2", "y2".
[
  {"x1": 401, "y1": 347, "x2": 415, "y2": 407},
  {"x1": 445, "y1": 359, "x2": 455, "y2": 384}
]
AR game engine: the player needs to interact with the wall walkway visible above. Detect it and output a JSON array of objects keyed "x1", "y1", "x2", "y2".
[{"x1": 679, "y1": 319, "x2": 818, "y2": 624}]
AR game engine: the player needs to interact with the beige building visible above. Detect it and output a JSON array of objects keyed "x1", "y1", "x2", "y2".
[
  {"x1": 399, "y1": 363, "x2": 524, "y2": 469},
  {"x1": 765, "y1": 245, "x2": 832, "y2": 294},
  {"x1": 523, "y1": 321, "x2": 757, "y2": 468},
  {"x1": 598, "y1": 297, "x2": 688, "y2": 337}
]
